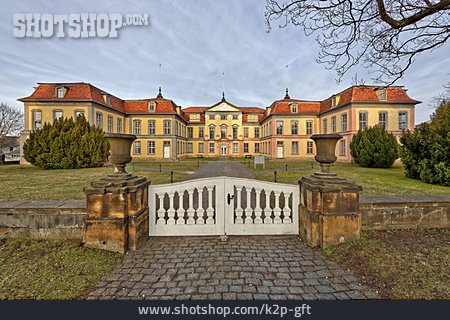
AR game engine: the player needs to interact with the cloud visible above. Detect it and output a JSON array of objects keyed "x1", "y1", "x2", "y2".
[{"x1": 0, "y1": 0, "x2": 448, "y2": 124}]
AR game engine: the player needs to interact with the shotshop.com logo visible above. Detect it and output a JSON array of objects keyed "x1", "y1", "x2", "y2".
[{"x1": 13, "y1": 13, "x2": 149, "y2": 38}]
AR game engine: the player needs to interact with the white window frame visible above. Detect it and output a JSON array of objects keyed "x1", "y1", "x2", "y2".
[
  {"x1": 147, "y1": 141, "x2": 155, "y2": 154},
  {"x1": 117, "y1": 118, "x2": 122, "y2": 133},
  {"x1": 133, "y1": 120, "x2": 141, "y2": 135},
  {"x1": 307, "y1": 141, "x2": 313, "y2": 154},
  {"x1": 107, "y1": 115, "x2": 113, "y2": 133},
  {"x1": 133, "y1": 141, "x2": 141, "y2": 155},
  {"x1": 341, "y1": 113, "x2": 348, "y2": 131},
  {"x1": 359, "y1": 112, "x2": 368, "y2": 130},
  {"x1": 398, "y1": 111, "x2": 408, "y2": 130},
  {"x1": 163, "y1": 120, "x2": 171, "y2": 135},
  {"x1": 291, "y1": 121, "x2": 298, "y2": 135},
  {"x1": 306, "y1": 121, "x2": 313, "y2": 135}
]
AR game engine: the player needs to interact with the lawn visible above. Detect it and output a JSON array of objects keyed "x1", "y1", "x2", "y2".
[
  {"x1": 0, "y1": 239, "x2": 122, "y2": 299},
  {"x1": 247, "y1": 160, "x2": 450, "y2": 195},
  {"x1": 324, "y1": 229, "x2": 450, "y2": 300},
  {"x1": 0, "y1": 164, "x2": 191, "y2": 201}
]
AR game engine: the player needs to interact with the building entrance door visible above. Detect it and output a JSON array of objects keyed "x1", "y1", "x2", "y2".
[
  {"x1": 221, "y1": 145, "x2": 227, "y2": 156},
  {"x1": 277, "y1": 142, "x2": 284, "y2": 158},
  {"x1": 163, "y1": 141, "x2": 171, "y2": 159}
]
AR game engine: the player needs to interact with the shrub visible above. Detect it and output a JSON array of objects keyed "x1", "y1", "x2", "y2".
[
  {"x1": 350, "y1": 125, "x2": 399, "y2": 168},
  {"x1": 400, "y1": 101, "x2": 450, "y2": 186},
  {"x1": 23, "y1": 116, "x2": 109, "y2": 169}
]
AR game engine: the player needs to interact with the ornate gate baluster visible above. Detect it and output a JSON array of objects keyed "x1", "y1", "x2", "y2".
[
  {"x1": 254, "y1": 188, "x2": 263, "y2": 224},
  {"x1": 206, "y1": 186, "x2": 215, "y2": 224},
  {"x1": 264, "y1": 191, "x2": 273, "y2": 224},
  {"x1": 176, "y1": 191, "x2": 185, "y2": 224},
  {"x1": 186, "y1": 188, "x2": 195, "y2": 224},
  {"x1": 273, "y1": 191, "x2": 282, "y2": 224},
  {"x1": 156, "y1": 193, "x2": 166, "y2": 225},
  {"x1": 235, "y1": 186, "x2": 243, "y2": 224},
  {"x1": 283, "y1": 192, "x2": 292, "y2": 223},
  {"x1": 196, "y1": 187, "x2": 205, "y2": 224},
  {"x1": 167, "y1": 192, "x2": 176, "y2": 225},
  {"x1": 244, "y1": 187, "x2": 253, "y2": 224}
]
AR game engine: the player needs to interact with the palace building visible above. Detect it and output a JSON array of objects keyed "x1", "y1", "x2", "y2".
[{"x1": 18, "y1": 82, "x2": 419, "y2": 163}]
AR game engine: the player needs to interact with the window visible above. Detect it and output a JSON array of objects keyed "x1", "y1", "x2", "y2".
[
  {"x1": 254, "y1": 128, "x2": 260, "y2": 138},
  {"x1": 232, "y1": 115, "x2": 238, "y2": 120},
  {"x1": 53, "y1": 110, "x2": 63, "y2": 121},
  {"x1": 133, "y1": 120, "x2": 141, "y2": 135},
  {"x1": 243, "y1": 127, "x2": 249, "y2": 138},
  {"x1": 190, "y1": 114, "x2": 200, "y2": 121},
  {"x1": 332, "y1": 96, "x2": 337, "y2": 107},
  {"x1": 233, "y1": 126, "x2": 238, "y2": 139},
  {"x1": 198, "y1": 128, "x2": 204, "y2": 138},
  {"x1": 331, "y1": 116, "x2": 336, "y2": 133},
  {"x1": 290, "y1": 103, "x2": 298, "y2": 113},
  {"x1": 233, "y1": 143, "x2": 238, "y2": 153},
  {"x1": 339, "y1": 140, "x2": 346, "y2": 156},
  {"x1": 209, "y1": 143, "x2": 215, "y2": 153},
  {"x1": 322, "y1": 119, "x2": 327, "y2": 134},
  {"x1": 32, "y1": 110, "x2": 42, "y2": 130},
  {"x1": 378, "y1": 112, "x2": 388, "y2": 129},
  {"x1": 148, "y1": 121, "x2": 155, "y2": 134},
  {"x1": 255, "y1": 143, "x2": 260, "y2": 153},
  {"x1": 276, "y1": 121, "x2": 284, "y2": 134},
  {"x1": 247, "y1": 114, "x2": 258, "y2": 122},
  {"x1": 209, "y1": 114, "x2": 215, "y2": 120},
  {"x1": 306, "y1": 121, "x2": 313, "y2": 135},
  {"x1": 221, "y1": 114, "x2": 227, "y2": 120},
  {"x1": 341, "y1": 113, "x2": 348, "y2": 131},
  {"x1": 377, "y1": 88, "x2": 387, "y2": 100},
  {"x1": 133, "y1": 141, "x2": 141, "y2": 155},
  {"x1": 117, "y1": 118, "x2": 122, "y2": 133},
  {"x1": 292, "y1": 141, "x2": 299, "y2": 155},
  {"x1": 75, "y1": 110, "x2": 84, "y2": 118},
  {"x1": 107, "y1": 116, "x2": 113, "y2": 133},
  {"x1": 187, "y1": 143, "x2": 193, "y2": 153},
  {"x1": 188, "y1": 127, "x2": 193, "y2": 138},
  {"x1": 209, "y1": 125, "x2": 215, "y2": 139},
  {"x1": 398, "y1": 111, "x2": 408, "y2": 130},
  {"x1": 148, "y1": 101, "x2": 156, "y2": 112},
  {"x1": 163, "y1": 120, "x2": 171, "y2": 135},
  {"x1": 307, "y1": 141, "x2": 313, "y2": 154},
  {"x1": 198, "y1": 142, "x2": 204, "y2": 153},
  {"x1": 148, "y1": 141, "x2": 155, "y2": 154},
  {"x1": 96, "y1": 112, "x2": 103, "y2": 129},
  {"x1": 359, "y1": 112, "x2": 368, "y2": 130},
  {"x1": 291, "y1": 121, "x2": 298, "y2": 135},
  {"x1": 220, "y1": 125, "x2": 227, "y2": 138},
  {"x1": 244, "y1": 143, "x2": 249, "y2": 153},
  {"x1": 56, "y1": 87, "x2": 65, "y2": 98}
]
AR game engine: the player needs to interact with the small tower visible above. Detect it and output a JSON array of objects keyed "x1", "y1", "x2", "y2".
[
  {"x1": 157, "y1": 86, "x2": 163, "y2": 98},
  {"x1": 284, "y1": 88, "x2": 290, "y2": 99}
]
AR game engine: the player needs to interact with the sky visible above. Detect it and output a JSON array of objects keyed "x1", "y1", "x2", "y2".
[{"x1": 0, "y1": 0, "x2": 449, "y2": 124}]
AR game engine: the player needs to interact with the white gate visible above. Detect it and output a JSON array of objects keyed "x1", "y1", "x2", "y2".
[{"x1": 149, "y1": 177, "x2": 299, "y2": 236}]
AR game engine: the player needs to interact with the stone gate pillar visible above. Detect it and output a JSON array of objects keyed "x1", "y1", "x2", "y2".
[
  {"x1": 82, "y1": 133, "x2": 150, "y2": 253},
  {"x1": 299, "y1": 174, "x2": 361, "y2": 248},
  {"x1": 83, "y1": 173, "x2": 150, "y2": 253},
  {"x1": 299, "y1": 134, "x2": 362, "y2": 249}
]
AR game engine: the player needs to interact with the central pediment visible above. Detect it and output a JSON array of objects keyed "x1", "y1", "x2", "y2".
[{"x1": 207, "y1": 100, "x2": 241, "y2": 112}]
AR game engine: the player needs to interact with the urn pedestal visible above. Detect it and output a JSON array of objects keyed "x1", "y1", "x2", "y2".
[
  {"x1": 299, "y1": 134, "x2": 362, "y2": 249},
  {"x1": 83, "y1": 134, "x2": 150, "y2": 253}
]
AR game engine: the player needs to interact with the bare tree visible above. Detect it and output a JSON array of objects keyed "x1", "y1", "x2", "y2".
[
  {"x1": 265, "y1": 0, "x2": 450, "y2": 84},
  {"x1": 0, "y1": 102, "x2": 23, "y2": 148}
]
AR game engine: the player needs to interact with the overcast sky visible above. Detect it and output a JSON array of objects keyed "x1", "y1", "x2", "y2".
[{"x1": 1, "y1": 0, "x2": 449, "y2": 124}]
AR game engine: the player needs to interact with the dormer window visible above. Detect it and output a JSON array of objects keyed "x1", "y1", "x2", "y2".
[
  {"x1": 103, "y1": 94, "x2": 111, "y2": 105},
  {"x1": 148, "y1": 101, "x2": 156, "y2": 112},
  {"x1": 377, "y1": 88, "x2": 387, "y2": 100},
  {"x1": 190, "y1": 114, "x2": 200, "y2": 121},
  {"x1": 331, "y1": 96, "x2": 337, "y2": 107},
  {"x1": 56, "y1": 86, "x2": 66, "y2": 98},
  {"x1": 290, "y1": 103, "x2": 298, "y2": 113}
]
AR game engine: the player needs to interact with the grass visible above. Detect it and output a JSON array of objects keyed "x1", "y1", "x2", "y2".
[
  {"x1": 324, "y1": 229, "x2": 450, "y2": 299},
  {"x1": 246, "y1": 159, "x2": 450, "y2": 196},
  {"x1": 0, "y1": 239, "x2": 122, "y2": 300},
  {"x1": 0, "y1": 164, "x2": 189, "y2": 201}
]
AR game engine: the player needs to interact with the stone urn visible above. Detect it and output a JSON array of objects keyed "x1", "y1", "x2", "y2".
[
  {"x1": 104, "y1": 133, "x2": 136, "y2": 174},
  {"x1": 311, "y1": 133, "x2": 343, "y2": 175}
]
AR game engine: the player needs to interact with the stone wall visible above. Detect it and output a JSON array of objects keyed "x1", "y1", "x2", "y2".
[
  {"x1": 0, "y1": 200, "x2": 86, "y2": 239},
  {"x1": 360, "y1": 195, "x2": 450, "y2": 230}
]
